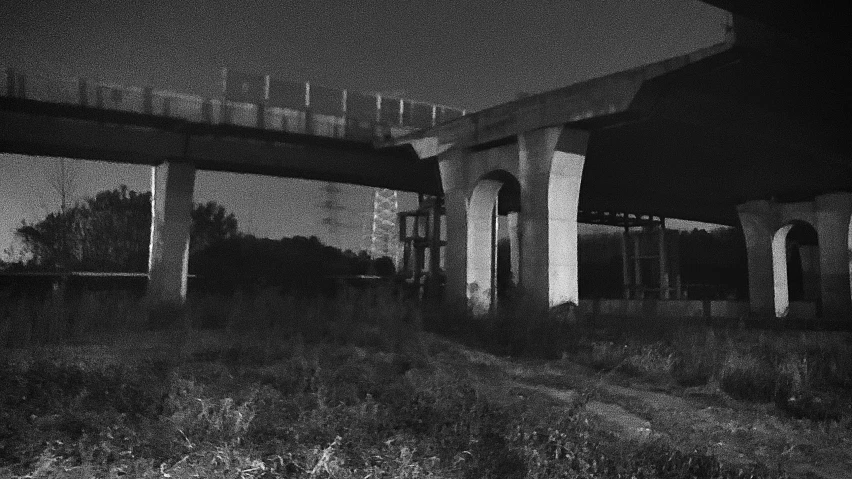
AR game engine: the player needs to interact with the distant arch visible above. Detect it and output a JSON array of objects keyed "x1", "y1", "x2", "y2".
[{"x1": 772, "y1": 220, "x2": 820, "y2": 317}]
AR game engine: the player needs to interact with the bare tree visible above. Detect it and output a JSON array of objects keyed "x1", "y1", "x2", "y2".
[{"x1": 43, "y1": 158, "x2": 77, "y2": 298}]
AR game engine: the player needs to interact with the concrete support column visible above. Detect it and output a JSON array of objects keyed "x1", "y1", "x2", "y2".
[
  {"x1": 467, "y1": 179, "x2": 502, "y2": 313},
  {"x1": 815, "y1": 193, "x2": 852, "y2": 319},
  {"x1": 659, "y1": 220, "x2": 670, "y2": 299},
  {"x1": 426, "y1": 195, "x2": 443, "y2": 298},
  {"x1": 490, "y1": 196, "x2": 499, "y2": 310},
  {"x1": 518, "y1": 127, "x2": 588, "y2": 311},
  {"x1": 437, "y1": 150, "x2": 467, "y2": 307},
  {"x1": 148, "y1": 161, "x2": 196, "y2": 306},
  {"x1": 621, "y1": 227, "x2": 630, "y2": 299},
  {"x1": 507, "y1": 212, "x2": 520, "y2": 287},
  {"x1": 771, "y1": 223, "x2": 795, "y2": 317},
  {"x1": 442, "y1": 189, "x2": 468, "y2": 307},
  {"x1": 633, "y1": 233, "x2": 643, "y2": 299},
  {"x1": 737, "y1": 200, "x2": 775, "y2": 315}
]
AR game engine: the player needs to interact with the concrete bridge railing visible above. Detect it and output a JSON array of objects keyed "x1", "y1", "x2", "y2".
[{"x1": 2, "y1": 67, "x2": 467, "y2": 144}]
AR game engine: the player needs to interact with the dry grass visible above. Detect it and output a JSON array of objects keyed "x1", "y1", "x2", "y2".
[
  {"x1": 425, "y1": 301, "x2": 852, "y2": 425},
  {"x1": 0, "y1": 289, "x2": 800, "y2": 478}
]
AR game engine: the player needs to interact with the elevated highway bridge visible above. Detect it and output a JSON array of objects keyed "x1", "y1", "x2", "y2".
[
  {"x1": 393, "y1": 5, "x2": 852, "y2": 318},
  {"x1": 2, "y1": 1, "x2": 850, "y2": 321}
]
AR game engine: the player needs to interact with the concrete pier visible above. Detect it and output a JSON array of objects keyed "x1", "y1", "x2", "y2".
[
  {"x1": 518, "y1": 127, "x2": 588, "y2": 310},
  {"x1": 737, "y1": 193, "x2": 852, "y2": 319},
  {"x1": 815, "y1": 193, "x2": 852, "y2": 318},
  {"x1": 147, "y1": 162, "x2": 196, "y2": 307},
  {"x1": 737, "y1": 200, "x2": 775, "y2": 315},
  {"x1": 435, "y1": 126, "x2": 588, "y2": 313}
]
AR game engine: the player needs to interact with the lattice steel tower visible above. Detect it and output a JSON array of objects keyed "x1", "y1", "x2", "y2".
[
  {"x1": 369, "y1": 188, "x2": 399, "y2": 264},
  {"x1": 319, "y1": 182, "x2": 346, "y2": 246}
]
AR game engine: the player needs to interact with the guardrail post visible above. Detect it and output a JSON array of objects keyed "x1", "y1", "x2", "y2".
[
  {"x1": 339, "y1": 89, "x2": 347, "y2": 138},
  {"x1": 78, "y1": 78, "x2": 88, "y2": 106},
  {"x1": 143, "y1": 87, "x2": 153, "y2": 114},
  {"x1": 4, "y1": 68, "x2": 14, "y2": 97},
  {"x1": 304, "y1": 81, "x2": 312, "y2": 134}
]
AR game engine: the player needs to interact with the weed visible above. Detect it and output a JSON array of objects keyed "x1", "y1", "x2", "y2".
[{"x1": 1, "y1": 288, "x2": 845, "y2": 478}]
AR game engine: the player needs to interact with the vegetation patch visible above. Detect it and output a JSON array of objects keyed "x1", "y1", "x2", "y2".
[{"x1": 0, "y1": 289, "x2": 812, "y2": 478}]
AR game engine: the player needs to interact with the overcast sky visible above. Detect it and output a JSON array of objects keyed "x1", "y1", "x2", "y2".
[{"x1": 0, "y1": 0, "x2": 729, "y2": 259}]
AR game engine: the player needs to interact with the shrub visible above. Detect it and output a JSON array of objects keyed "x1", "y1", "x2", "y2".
[{"x1": 718, "y1": 349, "x2": 777, "y2": 402}]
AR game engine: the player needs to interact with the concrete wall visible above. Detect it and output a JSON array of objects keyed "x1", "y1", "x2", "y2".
[
  {"x1": 580, "y1": 299, "x2": 706, "y2": 318},
  {"x1": 578, "y1": 299, "x2": 817, "y2": 319}
]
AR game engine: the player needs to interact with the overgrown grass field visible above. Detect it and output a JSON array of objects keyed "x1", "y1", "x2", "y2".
[{"x1": 1, "y1": 288, "x2": 850, "y2": 478}]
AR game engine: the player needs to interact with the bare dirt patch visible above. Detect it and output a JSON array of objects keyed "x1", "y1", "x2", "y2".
[{"x1": 433, "y1": 336, "x2": 852, "y2": 479}]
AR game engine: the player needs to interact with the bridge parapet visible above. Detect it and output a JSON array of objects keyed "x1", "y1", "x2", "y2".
[{"x1": 2, "y1": 67, "x2": 466, "y2": 143}]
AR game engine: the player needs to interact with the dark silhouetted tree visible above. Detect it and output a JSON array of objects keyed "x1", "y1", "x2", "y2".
[
  {"x1": 14, "y1": 185, "x2": 238, "y2": 272},
  {"x1": 190, "y1": 201, "x2": 239, "y2": 255}
]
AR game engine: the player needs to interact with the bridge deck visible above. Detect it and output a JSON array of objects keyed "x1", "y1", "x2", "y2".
[{"x1": 0, "y1": 69, "x2": 444, "y2": 194}]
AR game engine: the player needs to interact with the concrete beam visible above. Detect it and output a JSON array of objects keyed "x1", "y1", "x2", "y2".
[
  {"x1": 0, "y1": 107, "x2": 440, "y2": 194},
  {"x1": 148, "y1": 162, "x2": 196, "y2": 307},
  {"x1": 388, "y1": 42, "x2": 730, "y2": 151}
]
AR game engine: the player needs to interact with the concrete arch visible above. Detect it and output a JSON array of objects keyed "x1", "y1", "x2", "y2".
[
  {"x1": 546, "y1": 151, "x2": 585, "y2": 306},
  {"x1": 772, "y1": 220, "x2": 819, "y2": 317},
  {"x1": 466, "y1": 169, "x2": 521, "y2": 313}
]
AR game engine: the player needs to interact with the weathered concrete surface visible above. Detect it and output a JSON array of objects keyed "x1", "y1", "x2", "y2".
[
  {"x1": 395, "y1": 42, "x2": 731, "y2": 153},
  {"x1": 395, "y1": 24, "x2": 852, "y2": 227},
  {"x1": 518, "y1": 127, "x2": 588, "y2": 309},
  {"x1": 577, "y1": 299, "x2": 818, "y2": 319},
  {"x1": 437, "y1": 126, "x2": 588, "y2": 312},
  {"x1": 147, "y1": 162, "x2": 196, "y2": 306},
  {"x1": 738, "y1": 194, "x2": 852, "y2": 318},
  {"x1": 0, "y1": 101, "x2": 440, "y2": 194}
]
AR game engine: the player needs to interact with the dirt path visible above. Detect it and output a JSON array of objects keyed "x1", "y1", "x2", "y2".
[{"x1": 434, "y1": 338, "x2": 852, "y2": 479}]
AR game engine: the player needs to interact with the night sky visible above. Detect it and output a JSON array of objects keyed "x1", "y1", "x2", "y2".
[{"x1": 0, "y1": 0, "x2": 728, "y2": 259}]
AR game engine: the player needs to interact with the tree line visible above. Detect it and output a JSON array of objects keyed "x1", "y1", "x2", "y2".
[{"x1": 1, "y1": 185, "x2": 394, "y2": 295}]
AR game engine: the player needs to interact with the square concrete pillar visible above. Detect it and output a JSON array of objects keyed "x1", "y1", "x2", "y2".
[
  {"x1": 518, "y1": 127, "x2": 588, "y2": 311},
  {"x1": 815, "y1": 193, "x2": 852, "y2": 319},
  {"x1": 148, "y1": 161, "x2": 196, "y2": 306},
  {"x1": 736, "y1": 200, "x2": 775, "y2": 315}
]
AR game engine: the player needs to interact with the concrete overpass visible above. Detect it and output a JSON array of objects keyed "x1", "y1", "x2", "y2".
[
  {"x1": 393, "y1": 8, "x2": 852, "y2": 319},
  {"x1": 4, "y1": 3, "x2": 850, "y2": 320},
  {"x1": 0, "y1": 69, "x2": 455, "y2": 304}
]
